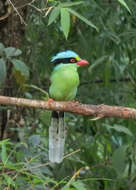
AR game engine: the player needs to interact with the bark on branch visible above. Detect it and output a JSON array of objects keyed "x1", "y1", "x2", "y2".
[{"x1": 0, "y1": 95, "x2": 136, "y2": 120}]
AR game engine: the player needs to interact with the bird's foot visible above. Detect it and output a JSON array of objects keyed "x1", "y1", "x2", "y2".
[
  {"x1": 48, "y1": 98, "x2": 54, "y2": 103},
  {"x1": 72, "y1": 100, "x2": 80, "y2": 104}
]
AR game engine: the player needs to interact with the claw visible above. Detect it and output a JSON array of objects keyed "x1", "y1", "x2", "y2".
[{"x1": 72, "y1": 100, "x2": 80, "y2": 104}]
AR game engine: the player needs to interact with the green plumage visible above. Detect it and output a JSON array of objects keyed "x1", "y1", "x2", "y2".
[{"x1": 49, "y1": 64, "x2": 79, "y2": 101}]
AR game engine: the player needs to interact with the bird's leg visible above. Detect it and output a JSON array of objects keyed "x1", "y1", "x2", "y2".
[{"x1": 48, "y1": 98, "x2": 54, "y2": 103}]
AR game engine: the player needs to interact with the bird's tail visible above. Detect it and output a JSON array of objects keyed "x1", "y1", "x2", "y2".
[{"x1": 49, "y1": 111, "x2": 66, "y2": 163}]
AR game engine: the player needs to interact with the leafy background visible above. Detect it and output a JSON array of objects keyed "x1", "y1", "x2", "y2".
[{"x1": 0, "y1": 0, "x2": 136, "y2": 189}]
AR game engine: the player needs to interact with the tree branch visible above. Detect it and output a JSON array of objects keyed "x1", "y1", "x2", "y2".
[{"x1": 0, "y1": 96, "x2": 136, "y2": 120}]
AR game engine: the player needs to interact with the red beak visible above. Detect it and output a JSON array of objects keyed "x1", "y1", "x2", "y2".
[{"x1": 76, "y1": 59, "x2": 89, "y2": 66}]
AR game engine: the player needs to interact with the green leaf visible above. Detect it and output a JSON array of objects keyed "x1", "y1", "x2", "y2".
[
  {"x1": 24, "y1": 92, "x2": 33, "y2": 99},
  {"x1": 5, "y1": 162, "x2": 23, "y2": 170},
  {"x1": 1, "y1": 143, "x2": 7, "y2": 164},
  {"x1": 117, "y1": 0, "x2": 131, "y2": 14},
  {"x1": 39, "y1": 111, "x2": 51, "y2": 126},
  {"x1": 11, "y1": 59, "x2": 29, "y2": 78},
  {"x1": 0, "y1": 139, "x2": 11, "y2": 145},
  {"x1": 61, "y1": 8, "x2": 70, "y2": 39},
  {"x1": 67, "y1": 8, "x2": 98, "y2": 31},
  {"x1": 0, "y1": 42, "x2": 5, "y2": 50},
  {"x1": 4, "y1": 47, "x2": 22, "y2": 57},
  {"x1": 48, "y1": 6, "x2": 60, "y2": 25},
  {"x1": 0, "y1": 58, "x2": 7, "y2": 84},
  {"x1": 0, "y1": 139, "x2": 12, "y2": 165},
  {"x1": 0, "y1": 43, "x2": 5, "y2": 56},
  {"x1": 105, "y1": 124, "x2": 133, "y2": 136},
  {"x1": 112, "y1": 145, "x2": 128, "y2": 176},
  {"x1": 2, "y1": 174, "x2": 16, "y2": 187},
  {"x1": 60, "y1": 1, "x2": 83, "y2": 7},
  {"x1": 72, "y1": 181, "x2": 87, "y2": 190}
]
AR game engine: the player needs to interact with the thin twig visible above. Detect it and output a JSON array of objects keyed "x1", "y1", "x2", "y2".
[
  {"x1": 63, "y1": 149, "x2": 81, "y2": 159},
  {"x1": 65, "y1": 166, "x2": 85, "y2": 188},
  {"x1": 44, "y1": 6, "x2": 54, "y2": 17},
  {"x1": 8, "y1": 0, "x2": 27, "y2": 25},
  {"x1": 0, "y1": 5, "x2": 12, "y2": 21},
  {"x1": 28, "y1": 162, "x2": 51, "y2": 169},
  {"x1": 28, "y1": 4, "x2": 42, "y2": 13}
]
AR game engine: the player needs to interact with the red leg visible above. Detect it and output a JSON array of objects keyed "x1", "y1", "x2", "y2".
[{"x1": 48, "y1": 98, "x2": 54, "y2": 103}]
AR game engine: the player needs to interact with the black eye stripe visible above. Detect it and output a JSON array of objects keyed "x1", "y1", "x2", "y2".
[{"x1": 52, "y1": 57, "x2": 76, "y2": 66}]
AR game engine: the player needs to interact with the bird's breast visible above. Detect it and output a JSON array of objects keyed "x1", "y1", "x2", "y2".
[
  {"x1": 49, "y1": 68, "x2": 79, "y2": 101},
  {"x1": 51, "y1": 68, "x2": 79, "y2": 86}
]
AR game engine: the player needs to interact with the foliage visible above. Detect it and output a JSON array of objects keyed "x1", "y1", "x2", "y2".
[
  {"x1": 0, "y1": 43, "x2": 29, "y2": 86},
  {"x1": 1, "y1": 0, "x2": 136, "y2": 189},
  {"x1": 48, "y1": 1, "x2": 98, "y2": 39}
]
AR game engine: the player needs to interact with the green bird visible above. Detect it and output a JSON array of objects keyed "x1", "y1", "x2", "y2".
[{"x1": 49, "y1": 50, "x2": 89, "y2": 163}]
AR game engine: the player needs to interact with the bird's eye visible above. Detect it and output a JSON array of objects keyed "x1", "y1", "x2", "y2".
[{"x1": 70, "y1": 58, "x2": 76, "y2": 63}]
